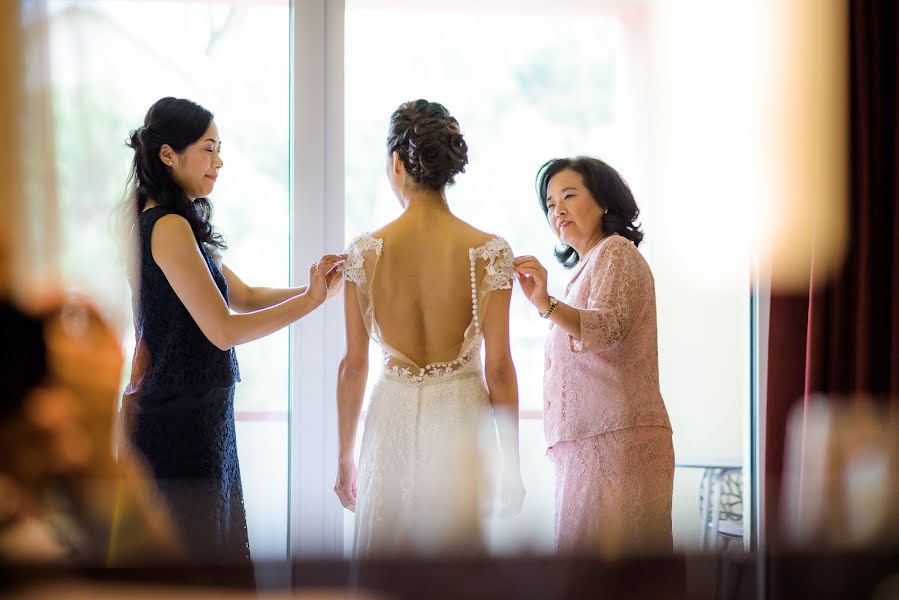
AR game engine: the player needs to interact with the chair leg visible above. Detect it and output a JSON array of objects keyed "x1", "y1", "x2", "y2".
[
  {"x1": 699, "y1": 469, "x2": 712, "y2": 551},
  {"x1": 709, "y1": 470, "x2": 723, "y2": 552}
]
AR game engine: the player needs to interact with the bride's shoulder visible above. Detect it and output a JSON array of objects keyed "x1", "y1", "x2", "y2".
[
  {"x1": 469, "y1": 232, "x2": 513, "y2": 260},
  {"x1": 345, "y1": 231, "x2": 384, "y2": 257},
  {"x1": 455, "y1": 221, "x2": 511, "y2": 254},
  {"x1": 462, "y1": 226, "x2": 514, "y2": 291}
]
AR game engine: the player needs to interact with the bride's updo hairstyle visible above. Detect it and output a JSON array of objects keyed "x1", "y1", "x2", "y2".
[{"x1": 386, "y1": 99, "x2": 469, "y2": 191}]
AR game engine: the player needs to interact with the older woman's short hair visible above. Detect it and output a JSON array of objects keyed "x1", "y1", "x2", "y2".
[{"x1": 536, "y1": 156, "x2": 644, "y2": 268}]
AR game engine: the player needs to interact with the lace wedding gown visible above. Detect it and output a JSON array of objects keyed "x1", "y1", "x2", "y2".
[{"x1": 343, "y1": 232, "x2": 514, "y2": 557}]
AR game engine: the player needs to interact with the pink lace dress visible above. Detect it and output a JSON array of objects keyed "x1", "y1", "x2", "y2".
[{"x1": 543, "y1": 234, "x2": 673, "y2": 556}]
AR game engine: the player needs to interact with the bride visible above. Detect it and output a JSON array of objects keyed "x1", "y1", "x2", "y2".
[{"x1": 334, "y1": 99, "x2": 525, "y2": 557}]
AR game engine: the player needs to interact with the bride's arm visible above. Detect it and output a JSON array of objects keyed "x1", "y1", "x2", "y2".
[
  {"x1": 483, "y1": 288, "x2": 525, "y2": 514},
  {"x1": 334, "y1": 281, "x2": 369, "y2": 512}
]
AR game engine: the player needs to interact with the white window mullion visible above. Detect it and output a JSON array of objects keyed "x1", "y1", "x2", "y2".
[{"x1": 290, "y1": 0, "x2": 345, "y2": 559}]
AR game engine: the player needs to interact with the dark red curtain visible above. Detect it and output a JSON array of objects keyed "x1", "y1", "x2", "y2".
[{"x1": 765, "y1": 0, "x2": 899, "y2": 538}]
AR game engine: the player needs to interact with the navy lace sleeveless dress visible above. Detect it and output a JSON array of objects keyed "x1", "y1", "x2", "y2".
[{"x1": 122, "y1": 206, "x2": 249, "y2": 566}]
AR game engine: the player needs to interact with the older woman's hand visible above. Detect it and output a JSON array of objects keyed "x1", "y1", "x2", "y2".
[{"x1": 513, "y1": 256, "x2": 551, "y2": 314}]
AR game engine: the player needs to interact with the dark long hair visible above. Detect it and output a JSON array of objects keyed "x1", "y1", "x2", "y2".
[
  {"x1": 386, "y1": 99, "x2": 469, "y2": 191},
  {"x1": 124, "y1": 97, "x2": 225, "y2": 250},
  {"x1": 536, "y1": 156, "x2": 643, "y2": 268}
]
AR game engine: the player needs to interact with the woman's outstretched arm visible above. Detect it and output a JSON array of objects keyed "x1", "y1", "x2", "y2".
[
  {"x1": 151, "y1": 213, "x2": 342, "y2": 350},
  {"x1": 221, "y1": 265, "x2": 308, "y2": 313}
]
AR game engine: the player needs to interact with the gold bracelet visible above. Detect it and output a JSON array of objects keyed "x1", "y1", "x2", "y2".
[{"x1": 539, "y1": 296, "x2": 558, "y2": 319}]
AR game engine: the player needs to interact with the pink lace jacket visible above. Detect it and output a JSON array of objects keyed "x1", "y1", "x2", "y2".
[{"x1": 543, "y1": 234, "x2": 672, "y2": 449}]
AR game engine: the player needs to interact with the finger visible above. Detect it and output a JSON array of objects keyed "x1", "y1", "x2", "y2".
[
  {"x1": 513, "y1": 257, "x2": 534, "y2": 267},
  {"x1": 515, "y1": 266, "x2": 541, "y2": 278},
  {"x1": 320, "y1": 258, "x2": 343, "y2": 271},
  {"x1": 514, "y1": 263, "x2": 535, "y2": 272},
  {"x1": 513, "y1": 261, "x2": 543, "y2": 274},
  {"x1": 517, "y1": 266, "x2": 546, "y2": 281}
]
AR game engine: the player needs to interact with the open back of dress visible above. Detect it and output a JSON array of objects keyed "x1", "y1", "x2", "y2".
[{"x1": 344, "y1": 230, "x2": 513, "y2": 382}]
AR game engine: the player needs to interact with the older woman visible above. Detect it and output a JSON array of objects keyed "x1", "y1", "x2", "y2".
[{"x1": 514, "y1": 156, "x2": 673, "y2": 556}]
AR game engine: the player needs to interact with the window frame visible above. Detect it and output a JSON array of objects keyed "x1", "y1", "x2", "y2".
[{"x1": 289, "y1": 0, "x2": 347, "y2": 558}]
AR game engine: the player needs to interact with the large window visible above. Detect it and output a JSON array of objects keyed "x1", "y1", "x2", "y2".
[
  {"x1": 46, "y1": 0, "x2": 291, "y2": 560},
  {"x1": 40, "y1": 0, "x2": 752, "y2": 559}
]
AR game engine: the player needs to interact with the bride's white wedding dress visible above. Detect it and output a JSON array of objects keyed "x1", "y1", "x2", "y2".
[{"x1": 343, "y1": 233, "x2": 514, "y2": 557}]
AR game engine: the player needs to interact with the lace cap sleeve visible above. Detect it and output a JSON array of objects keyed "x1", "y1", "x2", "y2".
[
  {"x1": 472, "y1": 237, "x2": 514, "y2": 292},
  {"x1": 571, "y1": 236, "x2": 648, "y2": 353},
  {"x1": 342, "y1": 233, "x2": 384, "y2": 287}
]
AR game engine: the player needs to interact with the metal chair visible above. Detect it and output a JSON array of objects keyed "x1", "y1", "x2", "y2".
[{"x1": 698, "y1": 467, "x2": 743, "y2": 551}]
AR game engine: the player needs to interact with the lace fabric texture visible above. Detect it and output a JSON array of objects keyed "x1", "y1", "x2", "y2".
[
  {"x1": 343, "y1": 233, "x2": 513, "y2": 556},
  {"x1": 354, "y1": 367, "x2": 494, "y2": 557},
  {"x1": 122, "y1": 384, "x2": 251, "y2": 566},
  {"x1": 543, "y1": 234, "x2": 672, "y2": 449},
  {"x1": 551, "y1": 426, "x2": 674, "y2": 556},
  {"x1": 125, "y1": 206, "x2": 240, "y2": 400}
]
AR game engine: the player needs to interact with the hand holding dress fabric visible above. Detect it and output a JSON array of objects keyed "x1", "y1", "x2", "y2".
[
  {"x1": 513, "y1": 255, "x2": 551, "y2": 313},
  {"x1": 307, "y1": 254, "x2": 346, "y2": 304}
]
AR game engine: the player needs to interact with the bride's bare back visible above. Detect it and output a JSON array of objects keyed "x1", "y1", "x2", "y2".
[{"x1": 370, "y1": 211, "x2": 501, "y2": 368}]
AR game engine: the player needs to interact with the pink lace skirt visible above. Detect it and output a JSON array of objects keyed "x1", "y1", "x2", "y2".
[{"x1": 550, "y1": 425, "x2": 674, "y2": 557}]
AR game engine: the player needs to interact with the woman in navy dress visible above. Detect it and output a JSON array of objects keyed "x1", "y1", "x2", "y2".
[{"x1": 120, "y1": 97, "x2": 343, "y2": 565}]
